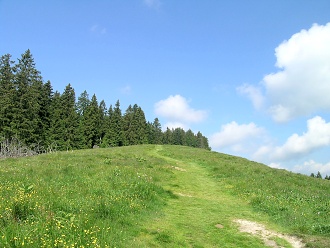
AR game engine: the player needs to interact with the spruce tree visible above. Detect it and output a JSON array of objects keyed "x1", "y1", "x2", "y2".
[
  {"x1": 185, "y1": 129, "x2": 197, "y2": 147},
  {"x1": 98, "y1": 100, "x2": 108, "y2": 145},
  {"x1": 83, "y1": 94, "x2": 100, "y2": 148},
  {"x1": 76, "y1": 90, "x2": 90, "y2": 117},
  {"x1": 104, "y1": 100, "x2": 123, "y2": 147},
  {"x1": 123, "y1": 105, "x2": 135, "y2": 145},
  {"x1": 101, "y1": 105, "x2": 113, "y2": 147},
  {"x1": 13, "y1": 49, "x2": 44, "y2": 145},
  {"x1": 163, "y1": 127, "x2": 173, "y2": 144},
  {"x1": 60, "y1": 84, "x2": 78, "y2": 150},
  {"x1": 152, "y1": 118, "x2": 162, "y2": 144},
  {"x1": 48, "y1": 91, "x2": 63, "y2": 150},
  {"x1": 132, "y1": 104, "x2": 148, "y2": 144},
  {"x1": 172, "y1": 127, "x2": 186, "y2": 145},
  {"x1": 36, "y1": 80, "x2": 53, "y2": 148},
  {"x1": 0, "y1": 54, "x2": 16, "y2": 140}
]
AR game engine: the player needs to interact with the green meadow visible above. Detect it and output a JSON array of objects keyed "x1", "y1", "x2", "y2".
[{"x1": 0, "y1": 145, "x2": 329, "y2": 247}]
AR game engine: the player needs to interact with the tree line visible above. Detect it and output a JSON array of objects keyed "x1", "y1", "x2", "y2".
[
  {"x1": 310, "y1": 171, "x2": 330, "y2": 180},
  {"x1": 0, "y1": 50, "x2": 211, "y2": 153}
]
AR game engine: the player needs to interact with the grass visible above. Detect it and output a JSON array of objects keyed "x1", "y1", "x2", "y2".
[{"x1": 0, "y1": 144, "x2": 329, "y2": 247}]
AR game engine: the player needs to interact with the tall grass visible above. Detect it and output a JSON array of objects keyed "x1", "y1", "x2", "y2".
[{"x1": 0, "y1": 146, "x2": 171, "y2": 247}]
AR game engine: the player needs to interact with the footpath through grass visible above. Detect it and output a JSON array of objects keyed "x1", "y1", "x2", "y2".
[
  {"x1": 135, "y1": 145, "x2": 301, "y2": 247},
  {"x1": 145, "y1": 145, "x2": 330, "y2": 248}
]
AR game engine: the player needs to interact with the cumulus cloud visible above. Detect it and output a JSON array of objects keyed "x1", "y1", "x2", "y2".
[
  {"x1": 143, "y1": 0, "x2": 161, "y2": 9},
  {"x1": 154, "y1": 95, "x2": 207, "y2": 128},
  {"x1": 209, "y1": 121, "x2": 265, "y2": 150},
  {"x1": 237, "y1": 84, "x2": 264, "y2": 110},
  {"x1": 266, "y1": 23, "x2": 330, "y2": 122},
  {"x1": 254, "y1": 116, "x2": 330, "y2": 161},
  {"x1": 293, "y1": 160, "x2": 330, "y2": 176},
  {"x1": 239, "y1": 23, "x2": 330, "y2": 122}
]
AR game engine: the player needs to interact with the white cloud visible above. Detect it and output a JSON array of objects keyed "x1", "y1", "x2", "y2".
[
  {"x1": 237, "y1": 84, "x2": 264, "y2": 110},
  {"x1": 239, "y1": 23, "x2": 330, "y2": 122},
  {"x1": 209, "y1": 121, "x2": 265, "y2": 150},
  {"x1": 154, "y1": 95, "x2": 207, "y2": 125},
  {"x1": 254, "y1": 116, "x2": 330, "y2": 161},
  {"x1": 293, "y1": 160, "x2": 330, "y2": 176},
  {"x1": 263, "y1": 22, "x2": 330, "y2": 122},
  {"x1": 143, "y1": 0, "x2": 161, "y2": 9}
]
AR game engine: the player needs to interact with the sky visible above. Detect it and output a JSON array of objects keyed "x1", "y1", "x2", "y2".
[{"x1": 1, "y1": 0, "x2": 330, "y2": 176}]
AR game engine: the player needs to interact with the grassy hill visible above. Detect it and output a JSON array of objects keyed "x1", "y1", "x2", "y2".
[{"x1": 0, "y1": 145, "x2": 329, "y2": 247}]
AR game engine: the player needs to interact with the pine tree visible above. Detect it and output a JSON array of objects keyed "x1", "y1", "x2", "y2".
[
  {"x1": 172, "y1": 127, "x2": 185, "y2": 145},
  {"x1": 60, "y1": 84, "x2": 78, "y2": 150},
  {"x1": 83, "y1": 94, "x2": 100, "y2": 148},
  {"x1": 316, "y1": 171, "x2": 322, "y2": 179},
  {"x1": 98, "y1": 100, "x2": 107, "y2": 145},
  {"x1": 101, "y1": 105, "x2": 113, "y2": 147},
  {"x1": 123, "y1": 104, "x2": 134, "y2": 145},
  {"x1": 0, "y1": 54, "x2": 16, "y2": 140},
  {"x1": 104, "y1": 100, "x2": 123, "y2": 147},
  {"x1": 163, "y1": 127, "x2": 173, "y2": 144},
  {"x1": 185, "y1": 129, "x2": 197, "y2": 147},
  {"x1": 76, "y1": 90, "x2": 90, "y2": 117},
  {"x1": 47, "y1": 91, "x2": 62, "y2": 150},
  {"x1": 132, "y1": 104, "x2": 148, "y2": 144},
  {"x1": 147, "y1": 118, "x2": 163, "y2": 144},
  {"x1": 36, "y1": 80, "x2": 53, "y2": 148},
  {"x1": 12, "y1": 49, "x2": 44, "y2": 145},
  {"x1": 310, "y1": 173, "x2": 315, "y2": 178}
]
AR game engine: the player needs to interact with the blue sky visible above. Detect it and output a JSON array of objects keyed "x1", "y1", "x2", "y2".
[{"x1": 1, "y1": 0, "x2": 330, "y2": 176}]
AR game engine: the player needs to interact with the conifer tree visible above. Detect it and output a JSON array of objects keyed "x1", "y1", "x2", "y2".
[
  {"x1": 0, "y1": 54, "x2": 15, "y2": 139},
  {"x1": 76, "y1": 90, "x2": 90, "y2": 117},
  {"x1": 152, "y1": 118, "x2": 162, "y2": 144},
  {"x1": 60, "y1": 84, "x2": 78, "y2": 150},
  {"x1": 163, "y1": 127, "x2": 173, "y2": 144},
  {"x1": 83, "y1": 94, "x2": 100, "y2": 148},
  {"x1": 48, "y1": 91, "x2": 63, "y2": 149},
  {"x1": 98, "y1": 100, "x2": 108, "y2": 145},
  {"x1": 12, "y1": 49, "x2": 44, "y2": 145},
  {"x1": 123, "y1": 105, "x2": 135, "y2": 145},
  {"x1": 133, "y1": 104, "x2": 148, "y2": 144},
  {"x1": 104, "y1": 100, "x2": 123, "y2": 147},
  {"x1": 147, "y1": 118, "x2": 163, "y2": 144},
  {"x1": 172, "y1": 127, "x2": 186, "y2": 145},
  {"x1": 185, "y1": 129, "x2": 197, "y2": 147},
  {"x1": 38, "y1": 80, "x2": 53, "y2": 148}
]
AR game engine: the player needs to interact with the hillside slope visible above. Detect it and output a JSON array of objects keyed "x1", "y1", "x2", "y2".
[{"x1": 0, "y1": 145, "x2": 329, "y2": 247}]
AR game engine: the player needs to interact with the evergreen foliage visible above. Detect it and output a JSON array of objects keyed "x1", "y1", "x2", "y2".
[{"x1": 0, "y1": 50, "x2": 210, "y2": 153}]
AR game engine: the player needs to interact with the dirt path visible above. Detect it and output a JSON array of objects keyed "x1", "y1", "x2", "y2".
[{"x1": 234, "y1": 219, "x2": 305, "y2": 248}]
